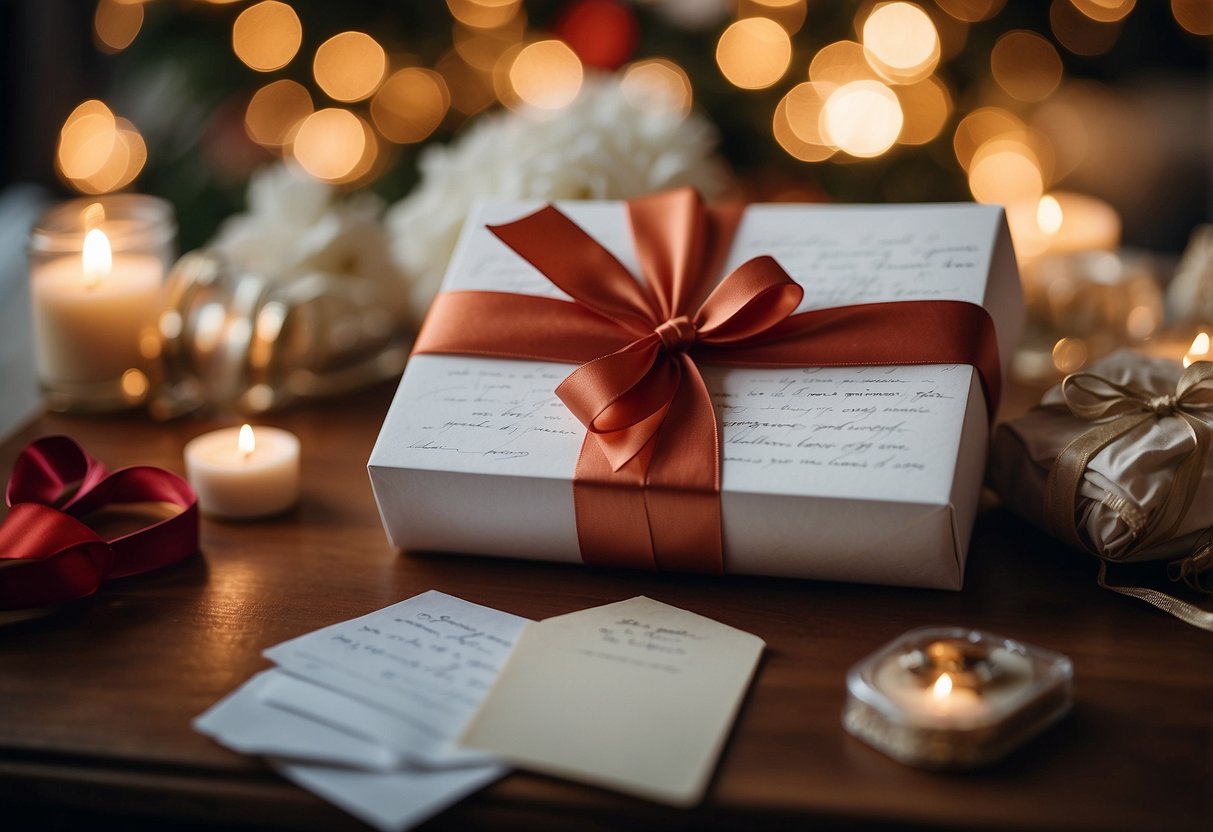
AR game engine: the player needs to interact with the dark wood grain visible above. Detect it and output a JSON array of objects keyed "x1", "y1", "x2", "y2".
[{"x1": 0, "y1": 381, "x2": 1210, "y2": 831}]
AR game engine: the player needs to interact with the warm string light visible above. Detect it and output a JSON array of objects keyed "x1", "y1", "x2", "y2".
[
  {"x1": 56, "y1": 100, "x2": 146, "y2": 194},
  {"x1": 86, "y1": 0, "x2": 1209, "y2": 191}
]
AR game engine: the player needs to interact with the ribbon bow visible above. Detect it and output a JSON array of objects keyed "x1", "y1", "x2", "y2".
[
  {"x1": 414, "y1": 188, "x2": 1002, "y2": 573},
  {"x1": 0, "y1": 436, "x2": 199, "y2": 611},
  {"x1": 1044, "y1": 362, "x2": 1213, "y2": 630}
]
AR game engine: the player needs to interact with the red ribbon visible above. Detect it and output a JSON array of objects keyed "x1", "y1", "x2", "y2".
[
  {"x1": 413, "y1": 188, "x2": 1001, "y2": 574},
  {"x1": 0, "y1": 435, "x2": 199, "y2": 610}
]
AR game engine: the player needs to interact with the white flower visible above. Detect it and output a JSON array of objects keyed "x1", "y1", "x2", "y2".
[
  {"x1": 210, "y1": 162, "x2": 402, "y2": 302},
  {"x1": 386, "y1": 75, "x2": 731, "y2": 323}
]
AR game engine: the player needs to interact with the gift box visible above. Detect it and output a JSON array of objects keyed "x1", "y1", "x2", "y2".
[
  {"x1": 369, "y1": 191, "x2": 1022, "y2": 589},
  {"x1": 989, "y1": 349, "x2": 1213, "y2": 565}
]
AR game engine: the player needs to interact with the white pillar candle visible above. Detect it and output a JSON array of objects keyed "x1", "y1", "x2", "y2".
[
  {"x1": 184, "y1": 424, "x2": 301, "y2": 519},
  {"x1": 28, "y1": 195, "x2": 175, "y2": 411},
  {"x1": 31, "y1": 228, "x2": 163, "y2": 384}
]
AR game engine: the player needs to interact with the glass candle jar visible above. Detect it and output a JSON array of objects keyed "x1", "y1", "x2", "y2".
[
  {"x1": 843, "y1": 627, "x2": 1073, "y2": 769},
  {"x1": 28, "y1": 195, "x2": 176, "y2": 412}
]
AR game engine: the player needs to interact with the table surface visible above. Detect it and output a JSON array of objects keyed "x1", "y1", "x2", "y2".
[{"x1": 0, "y1": 382, "x2": 1211, "y2": 832}]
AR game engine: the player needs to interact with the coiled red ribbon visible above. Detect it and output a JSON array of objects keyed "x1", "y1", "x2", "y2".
[
  {"x1": 0, "y1": 435, "x2": 198, "y2": 610},
  {"x1": 414, "y1": 188, "x2": 1002, "y2": 574}
]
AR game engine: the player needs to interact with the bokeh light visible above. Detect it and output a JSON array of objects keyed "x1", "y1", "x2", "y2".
[
  {"x1": 774, "y1": 82, "x2": 836, "y2": 162},
  {"x1": 447, "y1": 0, "x2": 523, "y2": 29},
  {"x1": 313, "y1": 32, "x2": 387, "y2": 103},
  {"x1": 953, "y1": 106, "x2": 1024, "y2": 170},
  {"x1": 1052, "y1": 336, "x2": 1088, "y2": 374},
  {"x1": 1050, "y1": 0, "x2": 1122, "y2": 56},
  {"x1": 1173, "y1": 0, "x2": 1213, "y2": 35},
  {"x1": 716, "y1": 18, "x2": 792, "y2": 90},
  {"x1": 371, "y1": 68, "x2": 451, "y2": 143},
  {"x1": 506, "y1": 39, "x2": 584, "y2": 110},
  {"x1": 991, "y1": 30, "x2": 1063, "y2": 102},
  {"x1": 231, "y1": 1, "x2": 302, "y2": 72},
  {"x1": 620, "y1": 59, "x2": 693, "y2": 116},
  {"x1": 737, "y1": 0, "x2": 808, "y2": 35},
  {"x1": 861, "y1": 2, "x2": 940, "y2": 84},
  {"x1": 291, "y1": 108, "x2": 375, "y2": 183},
  {"x1": 245, "y1": 79, "x2": 313, "y2": 149},
  {"x1": 56, "y1": 100, "x2": 147, "y2": 194},
  {"x1": 821, "y1": 80, "x2": 903, "y2": 158},
  {"x1": 94, "y1": 0, "x2": 143, "y2": 53},
  {"x1": 453, "y1": 15, "x2": 527, "y2": 70},
  {"x1": 1070, "y1": 0, "x2": 1136, "y2": 24},
  {"x1": 967, "y1": 139, "x2": 1045, "y2": 204},
  {"x1": 555, "y1": 0, "x2": 639, "y2": 69},
  {"x1": 932, "y1": 0, "x2": 1006, "y2": 22},
  {"x1": 894, "y1": 76, "x2": 951, "y2": 145},
  {"x1": 437, "y1": 48, "x2": 497, "y2": 115},
  {"x1": 809, "y1": 40, "x2": 879, "y2": 86}
]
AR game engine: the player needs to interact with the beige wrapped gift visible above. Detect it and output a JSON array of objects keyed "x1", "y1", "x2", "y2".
[{"x1": 989, "y1": 350, "x2": 1213, "y2": 627}]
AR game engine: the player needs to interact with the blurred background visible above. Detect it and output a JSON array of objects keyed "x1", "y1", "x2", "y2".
[
  {"x1": 3, "y1": 0, "x2": 1209, "y2": 249},
  {"x1": 1, "y1": 0, "x2": 1212, "y2": 428}
]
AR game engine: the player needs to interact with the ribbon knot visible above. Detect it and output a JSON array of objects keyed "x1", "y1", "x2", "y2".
[
  {"x1": 655, "y1": 315, "x2": 697, "y2": 353},
  {"x1": 1148, "y1": 394, "x2": 1177, "y2": 416},
  {"x1": 0, "y1": 436, "x2": 198, "y2": 610}
]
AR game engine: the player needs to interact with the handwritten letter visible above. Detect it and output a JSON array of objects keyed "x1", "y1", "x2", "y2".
[{"x1": 264, "y1": 590, "x2": 530, "y2": 764}]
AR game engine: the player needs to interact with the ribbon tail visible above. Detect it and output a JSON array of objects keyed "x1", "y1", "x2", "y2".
[
  {"x1": 1097, "y1": 561, "x2": 1213, "y2": 632},
  {"x1": 645, "y1": 357, "x2": 724, "y2": 574},
  {"x1": 574, "y1": 437, "x2": 657, "y2": 571}
]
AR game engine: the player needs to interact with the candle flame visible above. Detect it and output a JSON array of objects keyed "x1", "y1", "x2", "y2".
[
  {"x1": 82, "y1": 228, "x2": 111, "y2": 289},
  {"x1": 1184, "y1": 332, "x2": 1210, "y2": 368},
  {"x1": 238, "y1": 424, "x2": 256, "y2": 458},
  {"x1": 932, "y1": 672, "x2": 954, "y2": 699},
  {"x1": 1036, "y1": 194, "x2": 1063, "y2": 236}
]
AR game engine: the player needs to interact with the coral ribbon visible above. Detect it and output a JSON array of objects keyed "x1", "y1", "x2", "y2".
[
  {"x1": 0, "y1": 435, "x2": 199, "y2": 610},
  {"x1": 413, "y1": 188, "x2": 1001, "y2": 573}
]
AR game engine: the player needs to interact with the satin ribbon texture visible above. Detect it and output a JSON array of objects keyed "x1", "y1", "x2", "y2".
[
  {"x1": 0, "y1": 435, "x2": 199, "y2": 610},
  {"x1": 414, "y1": 187, "x2": 1002, "y2": 574},
  {"x1": 1044, "y1": 363, "x2": 1213, "y2": 630}
]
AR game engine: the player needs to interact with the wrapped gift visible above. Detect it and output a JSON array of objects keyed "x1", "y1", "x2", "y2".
[
  {"x1": 989, "y1": 350, "x2": 1213, "y2": 625},
  {"x1": 369, "y1": 190, "x2": 1022, "y2": 589}
]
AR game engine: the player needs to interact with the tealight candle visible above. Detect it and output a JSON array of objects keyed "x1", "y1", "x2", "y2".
[
  {"x1": 843, "y1": 627, "x2": 1072, "y2": 769},
  {"x1": 28, "y1": 195, "x2": 176, "y2": 412},
  {"x1": 184, "y1": 424, "x2": 301, "y2": 519}
]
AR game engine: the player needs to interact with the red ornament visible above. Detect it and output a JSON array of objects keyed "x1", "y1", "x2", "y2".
[{"x1": 554, "y1": 0, "x2": 639, "y2": 71}]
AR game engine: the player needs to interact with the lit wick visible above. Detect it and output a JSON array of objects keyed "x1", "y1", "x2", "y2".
[
  {"x1": 932, "y1": 672, "x2": 954, "y2": 700},
  {"x1": 82, "y1": 228, "x2": 111, "y2": 291},
  {"x1": 238, "y1": 423, "x2": 256, "y2": 460}
]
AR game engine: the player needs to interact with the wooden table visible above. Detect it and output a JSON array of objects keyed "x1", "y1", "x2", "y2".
[{"x1": 1, "y1": 383, "x2": 1210, "y2": 831}]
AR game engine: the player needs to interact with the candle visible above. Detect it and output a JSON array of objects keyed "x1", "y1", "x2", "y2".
[
  {"x1": 28, "y1": 195, "x2": 176, "y2": 411},
  {"x1": 1008, "y1": 191, "x2": 1122, "y2": 262},
  {"x1": 844, "y1": 627, "x2": 1072, "y2": 769},
  {"x1": 184, "y1": 424, "x2": 301, "y2": 518}
]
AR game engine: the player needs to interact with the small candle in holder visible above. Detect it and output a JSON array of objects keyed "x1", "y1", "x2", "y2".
[
  {"x1": 28, "y1": 195, "x2": 176, "y2": 412},
  {"x1": 184, "y1": 424, "x2": 301, "y2": 519},
  {"x1": 843, "y1": 627, "x2": 1072, "y2": 769}
]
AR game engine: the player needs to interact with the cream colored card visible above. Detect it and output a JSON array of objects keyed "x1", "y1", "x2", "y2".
[{"x1": 459, "y1": 596, "x2": 764, "y2": 806}]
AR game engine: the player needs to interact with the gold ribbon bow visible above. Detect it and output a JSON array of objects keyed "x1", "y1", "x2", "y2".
[{"x1": 1044, "y1": 361, "x2": 1213, "y2": 630}]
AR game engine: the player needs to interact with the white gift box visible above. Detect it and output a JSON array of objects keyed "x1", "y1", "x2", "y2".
[{"x1": 369, "y1": 200, "x2": 1022, "y2": 589}]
